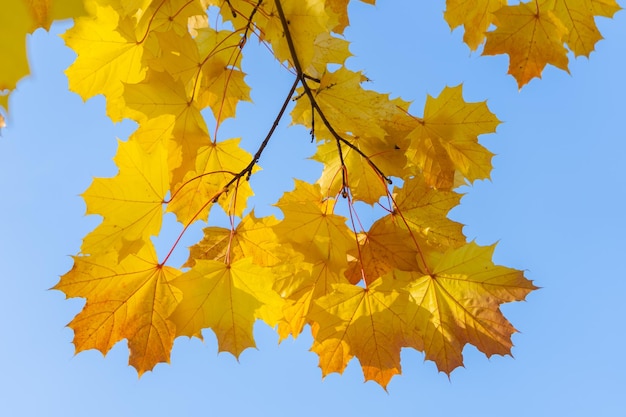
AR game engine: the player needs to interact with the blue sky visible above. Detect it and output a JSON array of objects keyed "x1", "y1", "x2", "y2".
[{"x1": 1, "y1": 2, "x2": 625, "y2": 416}]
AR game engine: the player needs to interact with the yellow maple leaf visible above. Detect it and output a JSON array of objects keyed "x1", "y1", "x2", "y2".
[
  {"x1": 80, "y1": 132, "x2": 169, "y2": 260},
  {"x1": 135, "y1": 0, "x2": 206, "y2": 37},
  {"x1": 314, "y1": 134, "x2": 406, "y2": 204},
  {"x1": 345, "y1": 215, "x2": 422, "y2": 285},
  {"x1": 325, "y1": 0, "x2": 375, "y2": 34},
  {"x1": 263, "y1": 0, "x2": 336, "y2": 70},
  {"x1": 393, "y1": 243, "x2": 537, "y2": 374},
  {"x1": 444, "y1": 0, "x2": 506, "y2": 50},
  {"x1": 483, "y1": 1, "x2": 569, "y2": 88},
  {"x1": 272, "y1": 181, "x2": 358, "y2": 339},
  {"x1": 0, "y1": 0, "x2": 85, "y2": 113},
  {"x1": 291, "y1": 67, "x2": 399, "y2": 142},
  {"x1": 121, "y1": 69, "x2": 213, "y2": 185},
  {"x1": 169, "y1": 258, "x2": 285, "y2": 357},
  {"x1": 406, "y1": 85, "x2": 499, "y2": 189},
  {"x1": 545, "y1": 0, "x2": 621, "y2": 57},
  {"x1": 308, "y1": 277, "x2": 407, "y2": 389},
  {"x1": 274, "y1": 180, "x2": 355, "y2": 268},
  {"x1": 63, "y1": 1, "x2": 148, "y2": 121},
  {"x1": 193, "y1": 27, "x2": 251, "y2": 123},
  {"x1": 53, "y1": 243, "x2": 182, "y2": 375},
  {"x1": 167, "y1": 138, "x2": 255, "y2": 224},
  {"x1": 391, "y1": 176, "x2": 465, "y2": 249},
  {"x1": 185, "y1": 211, "x2": 284, "y2": 267},
  {"x1": 275, "y1": 258, "x2": 350, "y2": 340}
]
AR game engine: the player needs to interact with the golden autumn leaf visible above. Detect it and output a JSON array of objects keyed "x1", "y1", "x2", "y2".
[
  {"x1": 80, "y1": 132, "x2": 169, "y2": 260},
  {"x1": 0, "y1": 0, "x2": 85, "y2": 113},
  {"x1": 193, "y1": 28, "x2": 251, "y2": 123},
  {"x1": 169, "y1": 258, "x2": 285, "y2": 357},
  {"x1": 31, "y1": 0, "x2": 618, "y2": 387},
  {"x1": 291, "y1": 67, "x2": 398, "y2": 142},
  {"x1": 483, "y1": 1, "x2": 569, "y2": 88},
  {"x1": 54, "y1": 243, "x2": 182, "y2": 375},
  {"x1": 63, "y1": 1, "x2": 148, "y2": 121},
  {"x1": 275, "y1": 257, "x2": 350, "y2": 340},
  {"x1": 325, "y1": 0, "x2": 376, "y2": 34},
  {"x1": 406, "y1": 85, "x2": 499, "y2": 189},
  {"x1": 308, "y1": 277, "x2": 408, "y2": 389},
  {"x1": 263, "y1": 0, "x2": 337, "y2": 70},
  {"x1": 185, "y1": 211, "x2": 284, "y2": 267},
  {"x1": 167, "y1": 137, "x2": 255, "y2": 224},
  {"x1": 272, "y1": 181, "x2": 357, "y2": 339},
  {"x1": 313, "y1": 134, "x2": 407, "y2": 204},
  {"x1": 444, "y1": 0, "x2": 506, "y2": 50},
  {"x1": 545, "y1": 0, "x2": 621, "y2": 57},
  {"x1": 121, "y1": 69, "x2": 213, "y2": 184},
  {"x1": 345, "y1": 215, "x2": 422, "y2": 285},
  {"x1": 134, "y1": 0, "x2": 207, "y2": 38},
  {"x1": 390, "y1": 176, "x2": 465, "y2": 249},
  {"x1": 393, "y1": 243, "x2": 537, "y2": 374},
  {"x1": 274, "y1": 180, "x2": 355, "y2": 268},
  {"x1": 304, "y1": 33, "x2": 352, "y2": 79}
]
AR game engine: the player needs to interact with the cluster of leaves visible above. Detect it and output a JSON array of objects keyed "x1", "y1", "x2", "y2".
[{"x1": 1, "y1": 0, "x2": 619, "y2": 388}]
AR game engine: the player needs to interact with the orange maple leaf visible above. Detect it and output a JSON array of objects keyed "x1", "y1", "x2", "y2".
[{"x1": 54, "y1": 244, "x2": 182, "y2": 375}]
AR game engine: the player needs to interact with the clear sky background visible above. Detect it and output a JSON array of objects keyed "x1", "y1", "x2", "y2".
[{"x1": 1, "y1": 2, "x2": 625, "y2": 416}]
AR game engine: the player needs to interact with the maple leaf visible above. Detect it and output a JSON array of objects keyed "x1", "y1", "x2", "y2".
[
  {"x1": 272, "y1": 181, "x2": 357, "y2": 338},
  {"x1": 345, "y1": 215, "x2": 422, "y2": 285},
  {"x1": 193, "y1": 27, "x2": 252, "y2": 123},
  {"x1": 185, "y1": 211, "x2": 284, "y2": 267},
  {"x1": 262, "y1": 0, "x2": 337, "y2": 70},
  {"x1": 30, "y1": 0, "x2": 588, "y2": 386},
  {"x1": 314, "y1": 134, "x2": 407, "y2": 204},
  {"x1": 169, "y1": 258, "x2": 285, "y2": 357},
  {"x1": 308, "y1": 277, "x2": 408, "y2": 389},
  {"x1": 80, "y1": 131, "x2": 170, "y2": 260},
  {"x1": 483, "y1": 1, "x2": 569, "y2": 88},
  {"x1": 444, "y1": 0, "x2": 506, "y2": 50},
  {"x1": 167, "y1": 138, "x2": 256, "y2": 224},
  {"x1": 274, "y1": 180, "x2": 355, "y2": 268},
  {"x1": 393, "y1": 243, "x2": 537, "y2": 374},
  {"x1": 275, "y1": 257, "x2": 350, "y2": 340},
  {"x1": 291, "y1": 67, "x2": 399, "y2": 142},
  {"x1": 121, "y1": 70, "x2": 213, "y2": 185},
  {"x1": 54, "y1": 244, "x2": 182, "y2": 375},
  {"x1": 135, "y1": 0, "x2": 207, "y2": 37},
  {"x1": 304, "y1": 33, "x2": 352, "y2": 79},
  {"x1": 390, "y1": 176, "x2": 465, "y2": 249},
  {"x1": 63, "y1": 1, "x2": 149, "y2": 121},
  {"x1": 406, "y1": 85, "x2": 499, "y2": 189},
  {"x1": 545, "y1": 0, "x2": 621, "y2": 57},
  {"x1": 0, "y1": 0, "x2": 85, "y2": 115},
  {"x1": 325, "y1": 0, "x2": 376, "y2": 34}
]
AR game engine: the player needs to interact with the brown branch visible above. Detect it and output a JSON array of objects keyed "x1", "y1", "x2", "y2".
[
  {"x1": 223, "y1": 75, "x2": 299, "y2": 191},
  {"x1": 239, "y1": 0, "x2": 263, "y2": 49},
  {"x1": 273, "y1": 0, "x2": 392, "y2": 189}
]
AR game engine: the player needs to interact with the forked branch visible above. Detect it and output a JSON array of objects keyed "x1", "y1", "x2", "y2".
[{"x1": 272, "y1": 0, "x2": 392, "y2": 193}]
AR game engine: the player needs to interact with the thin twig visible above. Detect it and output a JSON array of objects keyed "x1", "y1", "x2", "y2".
[{"x1": 223, "y1": 76, "x2": 299, "y2": 190}]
